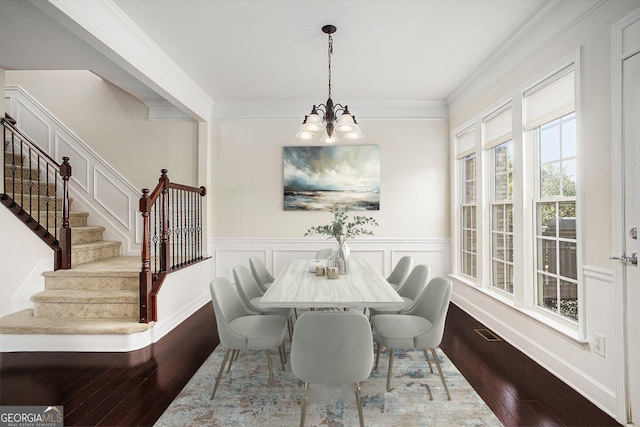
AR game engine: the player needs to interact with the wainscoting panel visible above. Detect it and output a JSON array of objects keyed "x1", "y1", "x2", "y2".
[
  {"x1": 15, "y1": 99, "x2": 51, "y2": 153},
  {"x1": 55, "y1": 131, "x2": 90, "y2": 192},
  {"x1": 93, "y1": 167, "x2": 132, "y2": 229},
  {"x1": 210, "y1": 238, "x2": 451, "y2": 284},
  {"x1": 450, "y1": 265, "x2": 618, "y2": 418},
  {"x1": 6, "y1": 86, "x2": 142, "y2": 254}
]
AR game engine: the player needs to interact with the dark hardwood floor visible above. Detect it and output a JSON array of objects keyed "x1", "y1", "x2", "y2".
[{"x1": 0, "y1": 303, "x2": 621, "y2": 426}]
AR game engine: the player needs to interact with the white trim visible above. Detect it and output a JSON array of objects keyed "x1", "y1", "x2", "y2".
[
  {"x1": 144, "y1": 101, "x2": 192, "y2": 121},
  {"x1": 211, "y1": 100, "x2": 449, "y2": 121},
  {"x1": 451, "y1": 285, "x2": 617, "y2": 418},
  {"x1": 210, "y1": 237, "x2": 451, "y2": 283},
  {"x1": 611, "y1": 7, "x2": 640, "y2": 425}
]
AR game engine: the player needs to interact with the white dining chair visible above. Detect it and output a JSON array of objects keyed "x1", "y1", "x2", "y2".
[
  {"x1": 233, "y1": 265, "x2": 294, "y2": 338},
  {"x1": 386, "y1": 256, "x2": 413, "y2": 291},
  {"x1": 249, "y1": 256, "x2": 274, "y2": 293},
  {"x1": 209, "y1": 277, "x2": 287, "y2": 399},
  {"x1": 368, "y1": 264, "x2": 430, "y2": 318},
  {"x1": 291, "y1": 311, "x2": 374, "y2": 427},
  {"x1": 372, "y1": 277, "x2": 452, "y2": 399}
]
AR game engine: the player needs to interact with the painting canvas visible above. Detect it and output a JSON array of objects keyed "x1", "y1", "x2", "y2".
[{"x1": 284, "y1": 145, "x2": 380, "y2": 211}]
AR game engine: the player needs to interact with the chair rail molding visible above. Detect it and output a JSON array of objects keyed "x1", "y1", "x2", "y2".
[
  {"x1": 209, "y1": 237, "x2": 451, "y2": 283},
  {"x1": 5, "y1": 85, "x2": 141, "y2": 254}
]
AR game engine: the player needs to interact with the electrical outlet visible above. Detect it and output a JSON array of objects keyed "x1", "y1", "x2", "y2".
[{"x1": 593, "y1": 333, "x2": 606, "y2": 357}]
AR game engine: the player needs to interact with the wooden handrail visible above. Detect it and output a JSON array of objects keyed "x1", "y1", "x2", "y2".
[
  {"x1": 2, "y1": 117, "x2": 72, "y2": 270},
  {"x1": 139, "y1": 169, "x2": 207, "y2": 323}
]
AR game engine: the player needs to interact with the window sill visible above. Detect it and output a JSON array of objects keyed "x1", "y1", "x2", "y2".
[{"x1": 449, "y1": 274, "x2": 589, "y2": 349}]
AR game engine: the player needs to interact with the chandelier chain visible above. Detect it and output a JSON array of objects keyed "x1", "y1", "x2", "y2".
[{"x1": 327, "y1": 34, "x2": 333, "y2": 99}]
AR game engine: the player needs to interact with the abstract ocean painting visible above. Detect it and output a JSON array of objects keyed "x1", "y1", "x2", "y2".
[{"x1": 284, "y1": 145, "x2": 380, "y2": 211}]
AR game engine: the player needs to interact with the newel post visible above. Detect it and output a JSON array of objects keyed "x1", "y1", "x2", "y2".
[
  {"x1": 59, "y1": 157, "x2": 72, "y2": 269},
  {"x1": 139, "y1": 188, "x2": 153, "y2": 323},
  {"x1": 160, "y1": 169, "x2": 170, "y2": 273}
]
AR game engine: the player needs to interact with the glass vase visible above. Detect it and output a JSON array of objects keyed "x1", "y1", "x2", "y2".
[{"x1": 332, "y1": 241, "x2": 350, "y2": 274}]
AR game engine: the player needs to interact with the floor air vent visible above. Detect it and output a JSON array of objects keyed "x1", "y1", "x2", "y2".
[{"x1": 474, "y1": 328, "x2": 502, "y2": 342}]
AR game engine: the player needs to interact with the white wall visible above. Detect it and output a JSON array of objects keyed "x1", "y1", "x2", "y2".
[
  {"x1": 0, "y1": 206, "x2": 54, "y2": 317},
  {"x1": 1, "y1": 67, "x2": 54, "y2": 318},
  {"x1": 209, "y1": 117, "x2": 452, "y2": 281},
  {"x1": 4, "y1": 70, "x2": 199, "y2": 190},
  {"x1": 211, "y1": 118, "x2": 449, "y2": 238},
  {"x1": 447, "y1": 0, "x2": 639, "y2": 421}
]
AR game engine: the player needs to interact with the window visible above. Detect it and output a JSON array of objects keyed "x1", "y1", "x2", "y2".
[
  {"x1": 451, "y1": 58, "x2": 581, "y2": 335},
  {"x1": 534, "y1": 113, "x2": 577, "y2": 320},
  {"x1": 461, "y1": 153, "x2": 477, "y2": 279},
  {"x1": 490, "y1": 142, "x2": 514, "y2": 293},
  {"x1": 525, "y1": 65, "x2": 578, "y2": 322},
  {"x1": 484, "y1": 104, "x2": 514, "y2": 294}
]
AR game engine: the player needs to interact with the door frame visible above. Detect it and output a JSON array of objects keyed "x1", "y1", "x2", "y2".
[{"x1": 612, "y1": 8, "x2": 640, "y2": 425}]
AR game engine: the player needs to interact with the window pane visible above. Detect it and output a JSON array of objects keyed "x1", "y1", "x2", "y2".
[
  {"x1": 540, "y1": 162, "x2": 561, "y2": 198},
  {"x1": 562, "y1": 159, "x2": 576, "y2": 196},
  {"x1": 493, "y1": 233, "x2": 505, "y2": 259},
  {"x1": 537, "y1": 203, "x2": 557, "y2": 236},
  {"x1": 463, "y1": 230, "x2": 471, "y2": 251},
  {"x1": 561, "y1": 116, "x2": 576, "y2": 158},
  {"x1": 464, "y1": 155, "x2": 476, "y2": 203},
  {"x1": 559, "y1": 241, "x2": 577, "y2": 280},
  {"x1": 538, "y1": 238, "x2": 557, "y2": 274},
  {"x1": 492, "y1": 260, "x2": 502, "y2": 288},
  {"x1": 559, "y1": 280, "x2": 578, "y2": 320},
  {"x1": 540, "y1": 125, "x2": 560, "y2": 163},
  {"x1": 505, "y1": 263, "x2": 514, "y2": 293},
  {"x1": 506, "y1": 204, "x2": 513, "y2": 232},
  {"x1": 505, "y1": 234, "x2": 513, "y2": 262},
  {"x1": 495, "y1": 173, "x2": 509, "y2": 201},
  {"x1": 538, "y1": 273, "x2": 557, "y2": 311},
  {"x1": 558, "y1": 203, "x2": 576, "y2": 230},
  {"x1": 493, "y1": 205, "x2": 505, "y2": 232}
]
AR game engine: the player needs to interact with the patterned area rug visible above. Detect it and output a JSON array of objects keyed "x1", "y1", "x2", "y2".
[{"x1": 155, "y1": 341, "x2": 502, "y2": 426}]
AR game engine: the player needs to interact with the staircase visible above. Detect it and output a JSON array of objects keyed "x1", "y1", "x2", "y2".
[{"x1": 0, "y1": 135, "x2": 153, "y2": 339}]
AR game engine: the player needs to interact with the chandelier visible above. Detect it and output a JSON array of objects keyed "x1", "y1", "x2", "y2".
[{"x1": 296, "y1": 25, "x2": 363, "y2": 143}]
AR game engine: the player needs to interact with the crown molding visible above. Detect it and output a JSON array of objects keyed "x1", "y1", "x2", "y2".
[{"x1": 211, "y1": 99, "x2": 448, "y2": 121}]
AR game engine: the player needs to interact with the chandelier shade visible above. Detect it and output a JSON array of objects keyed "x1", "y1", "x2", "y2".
[{"x1": 296, "y1": 25, "x2": 363, "y2": 143}]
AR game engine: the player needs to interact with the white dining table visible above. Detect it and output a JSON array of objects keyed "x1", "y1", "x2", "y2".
[{"x1": 259, "y1": 258, "x2": 405, "y2": 310}]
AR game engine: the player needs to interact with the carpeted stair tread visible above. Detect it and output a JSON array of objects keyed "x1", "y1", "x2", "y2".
[
  {"x1": 71, "y1": 240, "x2": 121, "y2": 265},
  {"x1": 71, "y1": 225, "x2": 106, "y2": 244},
  {"x1": 43, "y1": 256, "x2": 140, "y2": 277},
  {"x1": 72, "y1": 240, "x2": 121, "y2": 251},
  {"x1": 0, "y1": 309, "x2": 153, "y2": 335},
  {"x1": 31, "y1": 289, "x2": 137, "y2": 304}
]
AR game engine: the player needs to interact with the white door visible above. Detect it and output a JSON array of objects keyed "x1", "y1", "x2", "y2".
[{"x1": 622, "y1": 50, "x2": 640, "y2": 426}]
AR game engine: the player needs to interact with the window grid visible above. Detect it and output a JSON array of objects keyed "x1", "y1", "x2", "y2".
[
  {"x1": 534, "y1": 113, "x2": 578, "y2": 321},
  {"x1": 461, "y1": 154, "x2": 477, "y2": 279},
  {"x1": 490, "y1": 142, "x2": 514, "y2": 294}
]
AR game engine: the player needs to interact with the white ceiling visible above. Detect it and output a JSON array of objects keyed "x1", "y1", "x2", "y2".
[{"x1": 1, "y1": 0, "x2": 549, "y2": 109}]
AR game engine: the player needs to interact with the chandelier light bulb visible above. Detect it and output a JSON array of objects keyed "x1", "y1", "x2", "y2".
[
  {"x1": 336, "y1": 113, "x2": 355, "y2": 132},
  {"x1": 296, "y1": 130, "x2": 316, "y2": 140},
  {"x1": 320, "y1": 129, "x2": 339, "y2": 143},
  {"x1": 302, "y1": 112, "x2": 324, "y2": 132}
]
